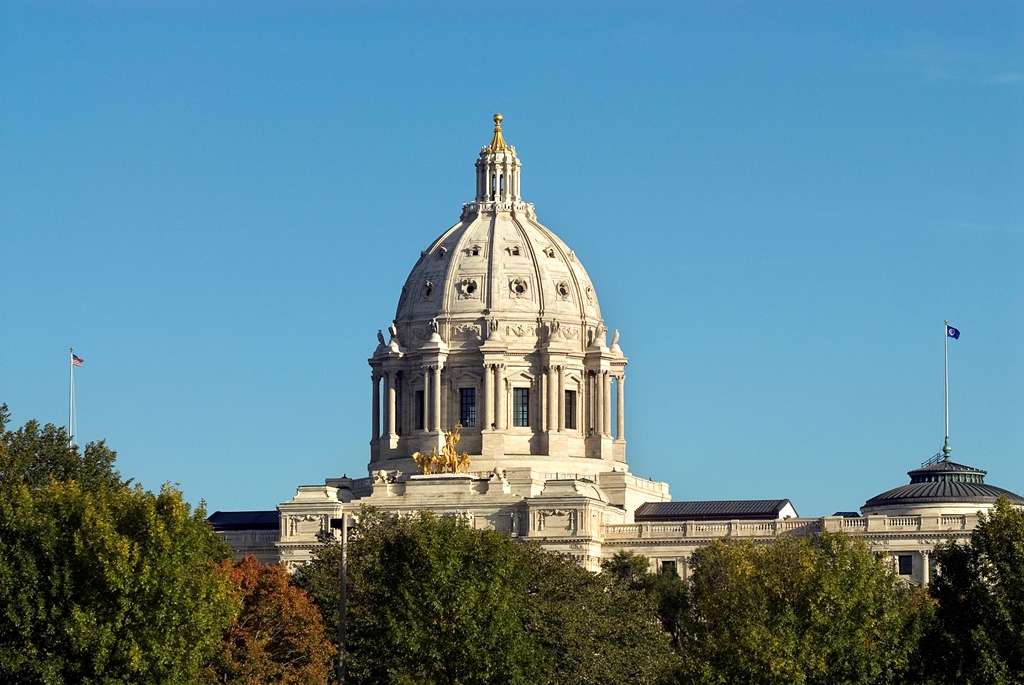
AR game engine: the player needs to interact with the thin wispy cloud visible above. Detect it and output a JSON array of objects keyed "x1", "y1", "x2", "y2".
[
  {"x1": 990, "y1": 72, "x2": 1024, "y2": 84},
  {"x1": 940, "y1": 220, "x2": 1024, "y2": 235},
  {"x1": 883, "y1": 49, "x2": 1024, "y2": 86}
]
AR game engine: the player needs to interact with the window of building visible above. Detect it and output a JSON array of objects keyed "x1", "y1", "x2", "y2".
[
  {"x1": 898, "y1": 555, "x2": 913, "y2": 576},
  {"x1": 565, "y1": 390, "x2": 577, "y2": 430},
  {"x1": 415, "y1": 390, "x2": 425, "y2": 430},
  {"x1": 660, "y1": 560, "x2": 677, "y2": 576},
  {"x1": 460, "y1": 388, "x2": 476, "y2": 428},
  {"x1": 513, "y1": 388, "x2": 530, "y2": 427}
]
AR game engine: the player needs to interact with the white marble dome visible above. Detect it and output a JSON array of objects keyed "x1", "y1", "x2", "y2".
[
  {"x1": 369, "y1": 115, "x2": 628, "y2": 476},
  {"x1": 393, "y1": 115, "x2": 603, "y2": 353}
]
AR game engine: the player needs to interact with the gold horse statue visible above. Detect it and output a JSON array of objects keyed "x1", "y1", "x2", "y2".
[{"x1": 412, "y1": 424, "x2": 471, "y2": 474}]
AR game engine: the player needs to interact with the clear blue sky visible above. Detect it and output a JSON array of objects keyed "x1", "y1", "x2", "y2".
[{"x1": 2, "y1": 2, "x2": 1021, "y2": 517}]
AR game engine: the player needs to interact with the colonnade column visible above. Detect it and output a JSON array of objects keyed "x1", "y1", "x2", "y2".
[
  {"x1": 547, "y1": 366, "x2": 558, "y2": 433},
  {"x1": 921, "y1": 551, "x2": 931, "y2": 587},
  {"x1": 421, "y1": 372, "x2": 430, "y2": 433},
  {"x1": 594, "y1": 372, "x2": 603, "y2": 435},
  {"x1": 431, "y1": 365, "x2": 442, "y2": 432},
  {"x1": 495, "y1": 364, "x2": 506, "y2": 430},
  {"x1": 381, "y1": 373, "x2": 391, "y2": 438},
  {"x1": 483, "y1": 363, "x2": 494, "y2": 429},
  {"x1": 386, "y1": 371, "x2": 397, "y2": 438},
  {"x1": 615, "y1": 374, "x2": 625, "y2": 440},
  {"x1": 598, "y1": 370, "x2": 606, "y2": 436},
  {"x1": 557, "y1": 366, "x2": 566, "y2": 431},
  {"x1": 371, "y1": 373, "x2": 381, "y2": 440}
]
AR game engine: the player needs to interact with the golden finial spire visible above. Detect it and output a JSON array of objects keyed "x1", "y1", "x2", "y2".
[{"x1": 489, "y1": 113, "x2": 509, "y2": 151}]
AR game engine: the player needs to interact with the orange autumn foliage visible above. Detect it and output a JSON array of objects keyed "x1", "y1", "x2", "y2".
[{"x1": 203, "y1": 555, "x2": 335, "y2": 685}]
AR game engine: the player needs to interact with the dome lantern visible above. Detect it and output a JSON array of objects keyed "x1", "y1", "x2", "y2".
[{"x1": 474, "y1": 113, "x2": 522, "y2": 205}]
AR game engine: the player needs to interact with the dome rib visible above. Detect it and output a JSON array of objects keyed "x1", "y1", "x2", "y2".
[
  {"x1": 509, "y1": 212, "x2": 546, "y2": 317},
  {"x1": 440, "y1": 212, "x2": 487, "y2": 319},
  {"x1": 524, "y1": 214, "x2": 602, "y2": 325}
]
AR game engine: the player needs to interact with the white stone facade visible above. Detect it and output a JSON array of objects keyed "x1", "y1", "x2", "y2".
[{"x1": 211, "y1": 116, "x2": 1020, "y2": 587}]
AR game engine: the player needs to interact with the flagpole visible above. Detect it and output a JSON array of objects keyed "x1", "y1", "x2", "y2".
[
  {"x1": 943, "y1": 320, "x2": 949, "y2": 459},
  {"x1": 69, "y1": 347, "x2": 75, "y2": 448}
]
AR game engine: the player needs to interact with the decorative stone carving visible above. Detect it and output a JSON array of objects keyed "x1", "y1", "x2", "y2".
[
  {"x1": 509, "y1": 277, "x2": 529, "y2": 298},
  {"x1": 538, "y1": 509, "x2": 577, "y2": 532},
  {"x1": 558, "y1": 326, "x2": 580, "y2": 340},
  {"x1": 452, "y1": 323, "x2": 482, "y2": 340},
  {"x1": 423, "y1": 280, "x2": 434, "y2": 298},
  {"x1": 505, "y1": 323, "x2": 533, "y2": 337},
  {"x1": 376, "y1": 330, "x2": 386, "y2": 346},
  {"x1": 585, "y1": 286, "x2": 594, "y2": 303},
  {"x1": 437, "y1": 246, "x2": 447, "y2": 258},
  {"x1": 555, "y1": 281, "x2": 571, "y2": 301},
  {"x1": 543, "y1": 247, "x2": 555, "y2": 258},
  {"x1": 288, "y1": 514, "x2": 328, "y2": 536},
  {"x1": 457, "y1": 278, "x2": 479, "y2": 299}
]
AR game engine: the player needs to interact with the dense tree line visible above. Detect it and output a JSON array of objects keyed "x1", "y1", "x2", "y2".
[
  {"x1": 293, "y1": 509, "x2": 674, "y2": 685},
  {"x1": 0, "y1": 405, "x2": 331, "y2": 685},
  {"x1": 3, "y1": 403, "x2": 1024, "y2": 684}
]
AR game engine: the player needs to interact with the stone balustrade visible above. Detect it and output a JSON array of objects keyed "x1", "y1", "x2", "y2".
[
  {"x1": 218, "y1": 530, "x2": 280, "y2": 545},
  {"x1": 602, "y1": 514, "x2": 975, "y2": 541}
]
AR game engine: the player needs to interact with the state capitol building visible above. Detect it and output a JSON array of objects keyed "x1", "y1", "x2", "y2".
[{"x1": 210, "y1": 116, "x2": 1023, "y2": 587}]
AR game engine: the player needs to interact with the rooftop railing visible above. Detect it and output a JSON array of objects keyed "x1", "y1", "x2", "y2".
[{"x1": 602, "y1": 514, "x2": 973, "y2": 541}]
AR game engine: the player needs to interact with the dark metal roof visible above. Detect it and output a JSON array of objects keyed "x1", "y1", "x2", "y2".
[
  {"x1": 864, "y1": 458, "x2": 1024, "y2": 508},
  {"x1": 635, "y1": 500, "x2": 795, "y2": 522},
  {"x1": 833, "y1": 512, "x2": 861, "y2": 518},
  {"x1": 207, "y1": 510, "x2": 280, "y2": 531},
  {"x1": 864, "y1": 482, "x2": 1024, "y2": 508},
  {"x1": 908, "y1": 460, "x2": 986, "y2": 480}
]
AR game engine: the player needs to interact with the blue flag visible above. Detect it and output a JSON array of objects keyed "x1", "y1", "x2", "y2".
[{"x1": 946, "y1": 325, "x2": 960, "y2": 340}]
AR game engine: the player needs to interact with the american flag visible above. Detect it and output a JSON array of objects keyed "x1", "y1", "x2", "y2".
[{"x1": 72, "y1": 354, "x2": 84, "y2": 367}]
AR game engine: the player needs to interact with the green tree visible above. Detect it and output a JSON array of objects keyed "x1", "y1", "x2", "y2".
[
  {"x1": 526, "y1": 545, "x2": 675, "y2": 685},
  {"x1": 919, "y1": 497, "x2": 1024, "y2": 685},
  {"x1": 296, "y1": 509, "x2": 545, "y2": 685},
  {"x1": 0, "y1": 404, "x2": 121, "y2": 492},
  {"x1": 602, "y1": 551, "x2": 689, "y2": 650},
  {"x1": 0, "y1": 406, "x2": 239, "y2": 685},
  {"x1": 202, "y1": 555, "x2": 334, "y2": 685},
  {"x1": 293, "y1": 508, "x2": 674, "y2": 685},
  {"x1": 601, "y1": 550, "x2": 652, "y2": 589},
  {"x1": 675, "y1": 532, "x2": 930, "y2": 685}
]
